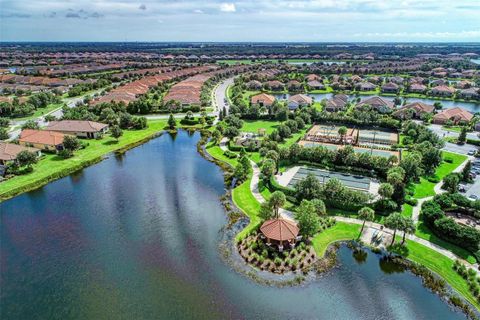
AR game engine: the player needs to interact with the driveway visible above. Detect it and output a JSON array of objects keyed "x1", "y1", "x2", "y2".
[
  {"x1": 442, "y1": 142, "x2": 478, "y2": 155},
  {"x1": 429, "y1": 124, "x2": 480, "y2": 140}
]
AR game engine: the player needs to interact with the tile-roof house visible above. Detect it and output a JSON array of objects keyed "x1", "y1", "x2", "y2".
[
  {"x1": 288, "y1": 94, "x2": 313, "y2": 110},
  {"x1": 393, "y1": 102, "x2": 434, "y2": 119},
  {"x1": 457, "y1": 88, "x2": 479, "y2": 100},
  {"x1": 431, "y1": 85, "x2": 455, "y2": 97},
  {"x1": 250, "y1": 93, "x2": 276, "y2": 107},
  {"x1": 46, "y1": 120, "x2": 109, "y2": 139},
  {"x1": 355, "y1": 82, "x2": 377, "y2": 91},
  {"x1": 408, "y1": 83, "x2": 427, "y2": 93},
  {"x1": 287, "y1": 80, "x2": 303, "y2": 91},
  {"x1": 0, "y1": 142, "x2": 41, "y2": 166},
  {"x1": 19, "y1": 129, "x2": 66, "y2": 152},
  {"x1": 264, "y1": 80, "x2": 284, "y2": 91},
  {"x1": 305, "y1": 74, "x2": 320, "y2": 82},
  {"x1": 432, "y1": 107, "x2": 473, "y2": 125},
  {"x1": 325, "y1": 94, "x2": 349, "y2": 112},
  {"x1": 307, "y1": 80, "x2": 324, "y2": 90},
  {"x1": 356, "y1": 96, "x2": 394, "y2": 113},
  {"x1": 381, "y1": 82, "x2": 400, "y2": 93},
  {"x1": 246, "y1": 80, "x2": 262, "y2": 90}
]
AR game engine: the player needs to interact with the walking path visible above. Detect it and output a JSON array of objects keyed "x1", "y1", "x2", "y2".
[{"x1": 247, "y1": 156, "x2": 478, "y2": 269}]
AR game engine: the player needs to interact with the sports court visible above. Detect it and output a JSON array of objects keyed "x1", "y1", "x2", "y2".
[
  {"x1": 298, "y1": 140, "x2": 400, "y2": 158},
  {"x1": 286, "y1": 166, "x2": 372, "y2": 192}
]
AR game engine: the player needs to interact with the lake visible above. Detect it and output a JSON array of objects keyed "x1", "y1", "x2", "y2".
[
  {"x1": 274, "y1": 93, "x2": 480, "y2": 113},
  {"x1": 0, "y1": 130, "x2": 467, "y2": 319}
]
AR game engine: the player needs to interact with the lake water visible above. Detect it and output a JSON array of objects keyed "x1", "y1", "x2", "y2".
[
  {"x1": 274, "y1": 93, "x2": 480, "y2": 113},
  {"x1": 0, "y1": 130, "x2": 467, "y2": 319}
]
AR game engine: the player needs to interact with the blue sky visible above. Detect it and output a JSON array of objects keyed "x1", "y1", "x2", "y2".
[{"x1": 0, "y1": 0, "x2": 479, "y2": 42}]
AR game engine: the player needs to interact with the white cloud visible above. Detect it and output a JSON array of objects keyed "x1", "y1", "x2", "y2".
[{"x1": 220, "y1": 3, "x2": 236, "y2": 12}]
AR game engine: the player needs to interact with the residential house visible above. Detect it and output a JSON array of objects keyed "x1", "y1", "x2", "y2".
[
  {"x1": 287, "y1": 80, "x2": 303, "y2": 91},
  {"x1": 250, "y1": 93, "x2": 276, "y2": 107},
  {"x1": 325, "y1": 94, "x2": 349, "y2": 112},
  {"x1": 19, "y1": 129, "x2": 66, "y2": 152},
  {"x1": 356, "y1": 96, "x2": 394, "y2": 113},
  {"x1": 305, "y1": 74, "x2": 320, "y2": 82},
  {"x1": 355, "y1": 82, "x2": 377, "y2": 91},
  {"x1": 307, "y1": 80, "x2": 324, "y2": 90},
  {"x1": 246, "y1": 80, "x2": 262, "y2": 90},
  {"x1": 408, "y1": 83, "x2": 427, "y2": 93},
  {"x1": 0, "y1": 142, "x2": 40, "y2": 166},
  {"x1": 457, "y1": 88, "x2": 479, "y2": 100},
  {"x1": 393, "y1": 102, "x2": 434, "y2": 119},
  {"x1": 432, "y1": 107, "x2": 473, "y2": 125},
  {"x1": 264, "y1": 80, "x2": 284, "y2": 91},
  {"x1": 381, "y1": 82, "x2": 400, "y2": 93},
  {"x1": 431, "y1": 85, "x2": 455, "y2": 97},
  {"x1": 46, "y1": 120, "x2": 109, "y2": 139},
  {"x1": 288, "y1": 94, "x2": 313, "y2": 110}
]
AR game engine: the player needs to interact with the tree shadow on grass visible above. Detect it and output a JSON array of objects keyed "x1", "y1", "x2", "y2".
[{"x1": 102, "y1": 140, "x2": 118, "y2": 146}]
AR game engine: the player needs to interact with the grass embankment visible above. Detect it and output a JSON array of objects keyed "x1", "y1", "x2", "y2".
[
  {"x1": 312, "y1": 222, "x2": 361, "y2": 257},
  {"x1": 415, "y1": 221, "x2": 477, "y2": 264},
  {"x1": 232, "y1": 176, "x2": 262, "y2": 241},
  {"x1": 0, "y1": 120, "x2": 167, "y2": 201},
  {"x1": 404, "y1": 240, "x2": 480, "y2": 310},
  {"x1": 412, "y1": 151, "x2": 467, "y2": 199},
  {"x1": 205, "y1": 142, "x2": 238, "y2": 167}
]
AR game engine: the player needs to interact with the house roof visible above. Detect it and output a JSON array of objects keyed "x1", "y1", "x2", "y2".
[
  {"x1": 288, "y1": 94, "x2": 313, "y2": 104},
  {"x1": 356, "y1": 96, "x2": 394, "y2": 110},
  {"x1": 46, "y1": 120, "x2": 108, "y2": 133},
  {"x1": 19, "y1": 129, "x2": 65, "y2": 146},
  {"x1": 433, "y1": 107, "x2": 473, "y2": 122},
  {"x1": 0, "y1": 142, "x2": 39, "y2": 161},
  {"x1": 251, "y1": 93, "x2": 276, "y2": 105},
  {"x1": 260, "y1": 218, "x2": 299, "y2": 241}
]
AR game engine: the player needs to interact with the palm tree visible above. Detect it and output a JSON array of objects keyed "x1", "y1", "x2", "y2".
[
  {"x1": 358, "y1": 207, "x2": 375, "y2": 236},
  {"x1": 401, "y1": 217, "x2": 416, "y2": 245},
  {"x1": 269, "y1": 191, "x2": 286, "y2": 219},
  {"x1": 384, "y1": 212, "x2": 403, "y2": 246},
  {"x1": 338, "y1": 126, "x2": 347, "y2": 144}
]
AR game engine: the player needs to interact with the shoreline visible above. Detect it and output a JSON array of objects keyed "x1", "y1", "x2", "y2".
[{"x1": 199, "y1": 134, "x2": 480, "y2": 313}]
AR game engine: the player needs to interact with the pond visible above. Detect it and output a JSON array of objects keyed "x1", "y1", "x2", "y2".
[
  {"x1": 0, "y1": 130, "x2": 468, "y2": 319},
  {"x1": 274, "y1": 93, "x2": 480, "y2": 113}
]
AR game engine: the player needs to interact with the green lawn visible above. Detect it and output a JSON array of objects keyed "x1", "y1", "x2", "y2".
[
  {"x1": 401, "y1": 204, "x2": 413, "y2": 218},
  {"x1": 404, "y1": 239, "x2": 480, "y2": 310},
  {"x1": 415, "y1": 221, "x2": 477, "y2": 264},
  {"x1": 312, "y1": 222, "x2": 361, "y2": 257},
  {"x1": 413, "y1": 151, "x2": 467, "y2": 199},
  {"x1": 232, "y1": 176, "x2": 262, "y2": 241},
  {"x1": 241, "y1": 120, "x2": 280, "y2": 134},
  {"x1": 205, "y1": 143, "x2": 238, "y2": 167},
  {"x1": 10, "y1": 103, "x2": 63, "y2": 122},
  {"x1": 0, "y1": 120, "x2": 168, "y2": 201}
]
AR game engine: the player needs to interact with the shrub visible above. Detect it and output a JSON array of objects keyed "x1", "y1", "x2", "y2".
[{"x1": 274, "y1": 257, "x2": 282, "y2": 266}]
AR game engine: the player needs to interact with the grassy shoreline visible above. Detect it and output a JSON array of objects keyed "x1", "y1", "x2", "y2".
[
  {"x1": 0, "y1": 120, "x2": 168, "y2": 202},
  {"x1": 204, "y1": 142, "x2": 480, "y2": 311}
]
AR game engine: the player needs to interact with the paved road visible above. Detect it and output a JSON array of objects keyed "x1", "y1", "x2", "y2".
[
  {"x1": 246, "y1": 154, "x2": 478, "y2": 269},
  {"x1": 442, "y1": 142, "x2": 478, "y2": 155},
  {"x1": 429, "y1": 124, "x2": 480, "y2": 141},
  {"x1": 213, "y1": 77, "x2": 234, "y2": 116},
  {"x1": 7, "y1": 95, "x2": 87, "y2": 140}
]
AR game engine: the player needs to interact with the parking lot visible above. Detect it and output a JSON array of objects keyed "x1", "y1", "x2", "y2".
[{"x1": 460, "y1": 158, "x2": 480, "y2": 201}]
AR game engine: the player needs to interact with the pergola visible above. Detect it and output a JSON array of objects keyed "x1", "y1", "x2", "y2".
[{"x1": 260, "y1": 218, "x2": 300, "y2": 252}]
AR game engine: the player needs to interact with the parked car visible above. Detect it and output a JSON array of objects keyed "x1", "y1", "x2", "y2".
[{"x1": 468, "y1": 195, "x2": 478, "y2": 200}]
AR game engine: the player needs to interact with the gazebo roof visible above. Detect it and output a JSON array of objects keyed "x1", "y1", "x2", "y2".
[{"x1": 260, "y1": 218, "x2": 299, "y2": 242}]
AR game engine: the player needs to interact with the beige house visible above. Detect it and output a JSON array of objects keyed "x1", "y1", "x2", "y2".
[
  {"x1": 251, "y1": 93, "x2": 276, "y2": 107},
  {"x1": 432, "y1": 107, "x2": 473, "y2": 125},
  {"x1": 46, "y1": 120, "x2": 108, "y2": 139},
  {"x1": 0, "y1": 142, "x2": 40, "y2": 165}
]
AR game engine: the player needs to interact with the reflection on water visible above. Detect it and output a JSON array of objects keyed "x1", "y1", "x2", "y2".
[{"x1": 0, "y1": 130, "x2": 466, "y2": 319}]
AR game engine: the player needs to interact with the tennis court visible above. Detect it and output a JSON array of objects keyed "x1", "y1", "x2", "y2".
[
  {"x1": 287, "y1": 167, "x2": 371, "y2": 191},
  {"x1": 298, "y1": 140, "x2": 399, "y2": 158}
]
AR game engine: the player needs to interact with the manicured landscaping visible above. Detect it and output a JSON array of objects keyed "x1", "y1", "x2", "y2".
[
  {"x1": 0, "y1": 120, "x2": 168, "y2": 201},
  {"x1": 232, "y1": 175, "x2": 262, "y2": 241},
  {"x1": 412, "y1": 151, "x2": 467, "y2": 199},
  {"x1": 415, "y1": 221, "x2": 477, "y2": 264},
  {"x1": 241, "y1": 120, "x2": 280, "y2": 134},
  {"x1": 312, "y1": 222, "x2": 361, "y2": 257},
  {"x1": 205, "y1": 142, "x2": 238, "y2": 167},
  {"x1": 404, "y1": 239, "x2": 480, "y2": 310}
]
